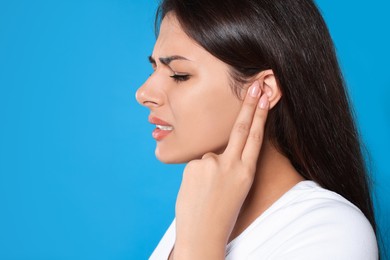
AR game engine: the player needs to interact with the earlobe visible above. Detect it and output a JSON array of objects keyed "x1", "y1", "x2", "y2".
[{"x1": 257, "y1": 70, "x2": 282, "y2": 109}]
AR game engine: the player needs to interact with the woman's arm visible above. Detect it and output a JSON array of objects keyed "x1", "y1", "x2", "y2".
[{"x1": 173, "y1": 81, "x2": 270, "y2": 259}]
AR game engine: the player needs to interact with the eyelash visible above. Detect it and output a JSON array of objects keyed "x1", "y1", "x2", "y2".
[
  {"x1": 170, "y1": 73, "x2": 190, "y2": 83},
  {"x1": 148, "y1": 65, "x2": 190, "y2": 83}
]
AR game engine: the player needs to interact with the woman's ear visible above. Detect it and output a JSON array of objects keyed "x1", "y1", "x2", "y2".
[{"x1": 256, "y1": 69, "x2": 282, "y2": 109}]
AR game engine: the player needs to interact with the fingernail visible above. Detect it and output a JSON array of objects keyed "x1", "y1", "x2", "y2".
[
  {"x1": 259, "y1": 94, "x2": 269, "y2": 109},
  {"x1": 249, "y1": 81, "x2": 260, "y2": 97}
]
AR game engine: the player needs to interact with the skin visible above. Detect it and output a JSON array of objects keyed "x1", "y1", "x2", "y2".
[
  {"x1": 136, "y1": 13, "x2": 242, "y2": 164},
  {"x1": 136, "y1": 13, "x2": 304, "y2": 259}
]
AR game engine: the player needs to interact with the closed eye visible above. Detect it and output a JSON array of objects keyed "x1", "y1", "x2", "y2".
[{"x1": 170, "y1": 73, "x2": 190, "y2": 83}]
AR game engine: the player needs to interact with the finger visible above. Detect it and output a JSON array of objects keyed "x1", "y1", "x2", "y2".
[
  {"x1": 202, "y1": 152, "x2": 215, "y2": 159},
  {"x1": 241, "y1": 92, "x2": 269, "y2": 166},
  {"x1": 224, "y1": 81, "x2": 261, "y2": 158}
]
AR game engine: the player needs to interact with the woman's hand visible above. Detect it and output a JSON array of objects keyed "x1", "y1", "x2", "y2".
[{"x1": 173, "y1": 81, "x2": 270, "y2": 259}]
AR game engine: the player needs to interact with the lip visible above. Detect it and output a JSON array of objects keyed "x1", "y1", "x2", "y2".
[
  {"x1": 148, "y1": 115, "x2": 172, "y2": 126},
  {"x1": 148, "y1": 115, "x2": 174, "y2": 141}
]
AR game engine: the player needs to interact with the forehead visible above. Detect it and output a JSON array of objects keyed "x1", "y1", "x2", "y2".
[{"x1": 153, "y1": 14, "x2": 208, "y2": 61}]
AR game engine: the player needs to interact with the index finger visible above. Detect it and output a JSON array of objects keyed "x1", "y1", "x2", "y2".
[
  {"x1": 224, "y1": 81, "x2": 262, "y2": 158},
  {"x1": 240, "y1": 92, "x2": 269, "y2": 165}
]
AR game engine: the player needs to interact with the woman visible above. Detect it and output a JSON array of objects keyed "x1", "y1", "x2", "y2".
[{"x1": 136, "y1": 0, "x2": 379, "y2": 259}]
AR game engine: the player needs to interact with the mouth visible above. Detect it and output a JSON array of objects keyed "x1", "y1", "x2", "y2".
[
  {"x1": 156, "y1": 125, "x2": 174, "y2": 131},
  {"x1": 149, "y1": 116, "x2": 174, "y2": 141}
]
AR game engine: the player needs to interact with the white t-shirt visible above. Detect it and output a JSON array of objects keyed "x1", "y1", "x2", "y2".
[{"x1": 149, "y1": 181, "x2": 378, "y2": 259}]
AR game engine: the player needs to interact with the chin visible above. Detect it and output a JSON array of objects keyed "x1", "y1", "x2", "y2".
[
  {"x1": 154, "y1": 143, "x2": 228, "y2": 164},
  {"x1": 154, "y1": 147, "x2": 204, "y2": 164},
  {"x1": 155, "y1": 149, "x2": 188, "y2": 164}
]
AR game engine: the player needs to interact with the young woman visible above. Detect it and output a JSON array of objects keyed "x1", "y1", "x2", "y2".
[{"x1": 136, "y1": 0, "x2": 379, "y2": 259}]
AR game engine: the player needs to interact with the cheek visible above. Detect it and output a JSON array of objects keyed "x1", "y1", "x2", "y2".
[{"x1": 172, "y1": 85, "x2": 242, "y2": 154}]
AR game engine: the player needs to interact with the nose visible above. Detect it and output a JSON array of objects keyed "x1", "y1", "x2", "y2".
[{"x1": 135, "y1": 77, "x2": 164, "y2": 109}]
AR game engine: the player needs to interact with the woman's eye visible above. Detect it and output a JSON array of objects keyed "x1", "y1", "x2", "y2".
[{"x1": 170, "y1": 73, "x2": 190, "y2": 83}]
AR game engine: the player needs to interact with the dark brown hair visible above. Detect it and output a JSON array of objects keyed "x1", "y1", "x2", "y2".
[{"x1": 156, "y1": 0, "x2": 378, "y2": 251}]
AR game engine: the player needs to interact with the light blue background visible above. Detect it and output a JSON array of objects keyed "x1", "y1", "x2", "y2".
[{"x1": 0, "y1": 0, "x2": 389, "y2": 259}]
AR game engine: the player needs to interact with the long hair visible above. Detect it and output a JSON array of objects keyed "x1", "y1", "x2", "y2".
[{"x1": 156, "y1": 0, "x2": 377, "y2": 245}]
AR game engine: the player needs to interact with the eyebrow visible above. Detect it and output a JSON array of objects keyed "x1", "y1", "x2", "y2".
[{"x1": 148, "y1": 55, "x2": 190, "y2": 66}]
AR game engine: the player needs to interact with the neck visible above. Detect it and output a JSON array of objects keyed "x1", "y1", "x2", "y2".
[{"x1": 229, "y1": 140, "x2": 304, "y2": 242}]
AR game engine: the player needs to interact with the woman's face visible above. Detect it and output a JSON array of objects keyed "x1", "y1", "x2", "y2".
[{"x1": 136, "y1": 13, "x2": 243, "y2": 163}]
